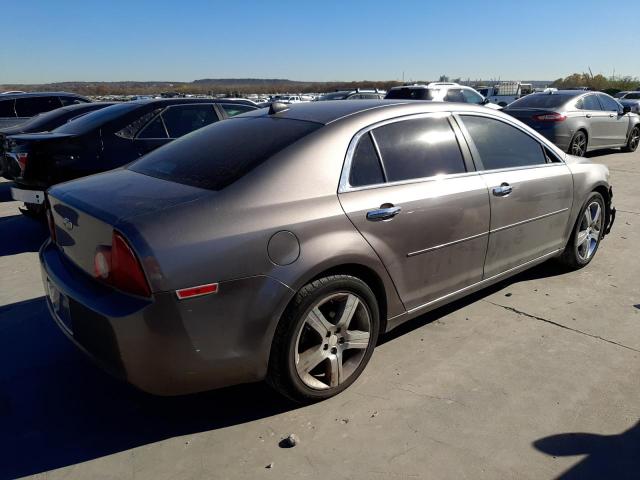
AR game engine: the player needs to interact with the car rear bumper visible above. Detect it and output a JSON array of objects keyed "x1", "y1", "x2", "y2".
[
  {"x1": 40, "y1": 240, "x2": 295, "y2": 395},
  {"x1": 11, "y1": 185, "x2": 46, "y2": 204}
]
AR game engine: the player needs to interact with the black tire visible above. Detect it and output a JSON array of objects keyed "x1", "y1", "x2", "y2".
[
  {"x1": 623, "y1": 126, "x2": 639, "y2": 152},
  {"x1": 558, "y1": 192, "x2": 605, "y2": 269},
  {"x1": 267, "y1": 275, "x2": 380, "y2": 403},
  {"x1": 568, "y1": 130, "x2": 588, "y2": 157}
]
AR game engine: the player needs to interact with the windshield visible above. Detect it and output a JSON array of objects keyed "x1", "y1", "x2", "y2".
[
  {"x1": 385, "y1": 88, "x2": 435, "y2": 100},
  {"x1": 54, "y1": 103, "x2": 138, "y2": 134},
  {"x1": 507, "y1": 94, "x2": 576, "y2": 109},
  {"x1": 130, "y1": 116, "x2": 322, "y2": 190},
  {"x1": 317, "y1": 92, "x2": 349, "y2": 101}
]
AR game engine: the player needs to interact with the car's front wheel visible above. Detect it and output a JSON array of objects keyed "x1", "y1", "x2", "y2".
[
  {"x1": 268, "y1": 275, "x2": 379, "y2": 403},
  {"x1": 623, "y1": 126, "x2": 639, "y2": 152},
  {"x1": 559, "y1": 192, "x2": 605, "y2": 269}
]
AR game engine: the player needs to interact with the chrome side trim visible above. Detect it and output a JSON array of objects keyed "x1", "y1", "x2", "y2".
[
  {"x1": 405, "y1": 248, "x2": 563, "y2": 315},
  {"x1": 407, "y1": 231, "x2": 489, "y2": 257},
  {"x1": 490, "y1": 207, "x2": 569, "y2": 234}
]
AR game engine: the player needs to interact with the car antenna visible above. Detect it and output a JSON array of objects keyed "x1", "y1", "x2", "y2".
[{"x1": 269, "y1": 102, "x2": 289, "y2": 115}]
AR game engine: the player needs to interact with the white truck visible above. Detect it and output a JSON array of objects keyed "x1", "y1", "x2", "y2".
[{"x1": 477, "y1": 82, "x2": 533, "y2": 107}]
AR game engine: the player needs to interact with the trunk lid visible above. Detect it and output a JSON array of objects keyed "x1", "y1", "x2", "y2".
[
  {"x1": 48, "y1": 169, "x2": 211, "y2": 279},
  {"x1": 503, "y1": 108, "x2": 556, "y2": 125}
]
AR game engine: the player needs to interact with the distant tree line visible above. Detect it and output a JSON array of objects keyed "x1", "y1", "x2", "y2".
[{"x1": 551, "y1": 73, "x2": 640, "y2": 94}]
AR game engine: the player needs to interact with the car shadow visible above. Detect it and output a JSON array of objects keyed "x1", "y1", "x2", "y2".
[
  {"x1": 586, "y1": 148, "x2": 621, "y2": 158},
  {"x1": 0, "y1": 213, "x2": 48, "y2": 257},
  {"x1": 0, "y1": 297, "x2": 298, "y2": 479},
  {"x1": 0, "y1": 182, "x2": 12, "y2": 202},
  {"x1": 533, "y1": 420, "x2": 640, "y2": 479},
  {"x1": 381, "y1": 260, "x2": 569, "y2": 344},
  {"x1": 0, "y1": 261, "x2": 571, "y2": 479}
]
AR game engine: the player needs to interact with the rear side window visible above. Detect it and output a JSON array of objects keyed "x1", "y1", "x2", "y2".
[
  {"x1": 461, "y1": 115, "x2": 546, "y2": 170},
  {"x1": 372, "y1": 117, "x2": 466, "y2": 182},
  {"x1": 461, "y1": 89, "x2": 484, "y2": 104},
  {"x1": 219, "y1": 103, "x2": 256, "y2": 117},
  {"x1": 385, "y1": 88, "x2": 435, "y2": 100},
  {"x1": 0, "y1": 99, "x2": 15, "y2": 117},
  {"x1": 162, "y1": 104, "x2": 219, "y2": 137},
  {"x1": 116, "y1": 108, "x2": 164, "y2": 139},
  {"x1": 577, "y1": 95, "x2": 602, "y2": 111},
  {"x1": 349, "y1": 133, "x2": 385, "y2": 187},
  {"x1": 130, "y1": 117, "x2": 322, "y2": 190},
  {"x1": 15, "y1": 96, "x2": 62, "y2": 117}
]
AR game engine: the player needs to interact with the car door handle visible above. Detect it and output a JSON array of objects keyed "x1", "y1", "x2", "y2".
[
  {"x1": 366, "y1": 205, "x2": 401, "y2": 221},
  {"x1": 586, "y1": 114, "x2": 592, "y2": 118},
  {"x1": 492, "y1": 183, "x2": 513, "y2": 197},
  {"x1": 609, "y1": 113, "x2": 615, "y2": 117}
]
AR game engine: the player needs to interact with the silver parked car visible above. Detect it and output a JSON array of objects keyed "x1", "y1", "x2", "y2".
[
  {"x1": 614, "y1": 91, "x2": 640, "y2": 115},
  {"x1": 41, "y1": 100, "x2": 615, "y2": 402},
  {"x1": 503, "y1": 90, "x2": 640, "y2": 156}
]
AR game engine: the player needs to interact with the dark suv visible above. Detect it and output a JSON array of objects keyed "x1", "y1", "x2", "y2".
[
  {"x1": 0, "y1": 92, "x2": 90, "y2": 128},
  {"x1": 8, "y1": 98, "x2": 256, "y2": 215}
]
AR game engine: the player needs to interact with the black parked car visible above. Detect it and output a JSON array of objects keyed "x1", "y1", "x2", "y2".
[
  {"x1": 8, "y1": 98, "x2": 257, "y2": 215},
  {"x1": 0, "y1": 102, "x2": 115, "y2": 179},
  {"x1": 0, "y1": 92, "x2": 90, "y2": 129}
]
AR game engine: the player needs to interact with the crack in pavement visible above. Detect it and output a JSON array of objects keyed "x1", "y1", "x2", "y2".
[
  {"x1": 609, "y1": 168, "x2": 640, "y2": 175},
  {"x1": 487, "y1": 301, "x2": 640, "y2": 354},
  {"x1": 617, "y1": 209, "x2": 640, "y2": 216}
]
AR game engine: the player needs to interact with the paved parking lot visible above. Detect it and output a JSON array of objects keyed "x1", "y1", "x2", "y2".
[{"x1": 1, "y1": 149, "x2": 639, "y2": 480}]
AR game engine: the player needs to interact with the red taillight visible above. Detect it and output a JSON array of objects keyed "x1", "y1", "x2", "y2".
[
  {"x1": 533, "y1": 112, "x2": 566, "y2": 122},
  {"x1": 16, "y1": 153, "x2": 28, "y2": 173},
  {"x1": 93, "y1": 231, "x2": 151, "y2": 297},
  {"x1": 46, "y1": 204, "x2": 57, "y2": 243},
  {"x1": 176, "y1": 283, "x2": 219, "y2": 300}
]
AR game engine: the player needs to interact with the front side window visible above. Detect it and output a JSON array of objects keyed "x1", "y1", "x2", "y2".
[
  {"x1": 597, "y1": 94, "x2": 622, "y2": 112},
  {"x1": 461, "y1": 115, "x2": 547, "y2": 170},
  {"x1": 219, "y1": 103, "x2": 255, "y2": 117},
  {"x1": 461, "y1": 89, "x2": 485, "y2": 104},
  {"x1": 161, "y1": 104, "x2": 219, "y2": 138},
  {"x1": 372, "y1": 117, "x2": 466, "y2": 182},
  {"x1": 349, "y1": 132, "x2": 385, "y2": 187},
  {"x1": 626, "y1": 93, "x2": 640, "y2": 100},
  {"x1": 444, "y1": 89, "x2": 465, "y2": 102},
  {"x1": 15, "y1": 96, "x2": 62, "y2": 117}
]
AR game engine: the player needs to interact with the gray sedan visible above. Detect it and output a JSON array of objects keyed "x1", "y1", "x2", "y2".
[
  {"x1": 41, "y1": 100, "x2": 615, "y2": 402},
  {"x1": 503, "y1": 90, "x2": 640, "y2": 156}
]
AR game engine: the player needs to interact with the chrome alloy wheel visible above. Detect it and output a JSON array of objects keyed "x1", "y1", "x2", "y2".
[
  {"x1": 576, "y1": 201, "x2": 602, "y2": 261},
  {"x1": 629, "y1": 128, "x2": 640, "y2": 151},
  {"x1": 294, "y1": 292, "x2": 372, "y2": 390},
  {"x1": 571, "y1": 132, "x2": 587, "y2": 157}
]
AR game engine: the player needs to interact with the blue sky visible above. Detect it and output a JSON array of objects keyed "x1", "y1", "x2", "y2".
[{"x1": 1, "y1": 0, "x2": 637, "y2": 83}]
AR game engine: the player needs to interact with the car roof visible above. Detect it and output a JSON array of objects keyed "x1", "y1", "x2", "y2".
[
  {"x1": 239, "y1": 99, "x2": 503, "y2": 125},
  {"x1": 0, "y1": 91, "x2": 88, "y2": 100},
  {"x1": 127, "y1": 98, "x2": 252, "y2": 106}
]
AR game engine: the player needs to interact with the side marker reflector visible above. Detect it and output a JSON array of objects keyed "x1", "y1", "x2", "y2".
[{"x1": 176, "y1": 283, "x2": 219, "y2": 300}]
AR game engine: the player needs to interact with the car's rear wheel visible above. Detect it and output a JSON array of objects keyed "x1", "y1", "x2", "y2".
[
  {"x1": 267, "y1": 275, "x2": 379, "y2": 403},
  {"x1": 568, "y1": 131, "x2": 588, "y2": 157},
  {"x1": 559, "y1": 192, "x2": 605, "y2": 269},
  {"x1": 623, "y1": 126, "x2": 639, "y2": 152}
]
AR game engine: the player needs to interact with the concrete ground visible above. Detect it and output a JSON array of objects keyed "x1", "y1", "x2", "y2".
[{"x1": 1, "y1": 149, "x2": 638, "y2": 480}]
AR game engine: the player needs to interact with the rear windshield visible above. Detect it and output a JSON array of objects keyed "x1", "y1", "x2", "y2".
[
  {"x1": 385, "y1": 88, "x2": 435, "y2": 100},
  {"x1": 130, "y1": 117, "x2": 322, "y2": 190},
  {"x1": 507, "y1": 94, "x2": 576, "y2": 109},
  {"x1": 54, "y1": 103, "x2": 139, "y2": 134}
]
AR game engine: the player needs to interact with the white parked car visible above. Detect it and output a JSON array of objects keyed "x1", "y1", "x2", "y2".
[{"x1": 385, "y1": 83, "x2": 502, "y2": 110}]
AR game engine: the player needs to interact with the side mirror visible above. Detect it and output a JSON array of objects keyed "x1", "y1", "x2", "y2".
[
  {"x1": 622, "y1": 105, "x2": 631, "y2": 114},
  {"x1": 482, "y1": 98, "x2": 491, "y2": 105}
]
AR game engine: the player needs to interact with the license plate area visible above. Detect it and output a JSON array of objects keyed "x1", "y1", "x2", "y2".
[{"x1": 47, "y1": 279, "x2": 73, "y2": 335}]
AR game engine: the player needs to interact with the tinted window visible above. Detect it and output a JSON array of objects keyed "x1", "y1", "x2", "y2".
[
  {"x1": 137, "y1": 115, "x2": 168, "y2": 138},
  {"x1": 508, "y1": 94, "x2": 576, "y2": 109},
  {"x1": 219, "y1": 103, "x2": 255, "y2": 117},
  {"x1": 162, "y1": 104, "x2": 219, "y2": 138},
  {"x1": 385, "y1": 88, "x2": 435, "y2": 100},
  {"x1": 461, "y1": 89, "x2": 484, "y2": 104},
  {"x1": 130, "y1": 117, "x2": 322, "y2": 190},
  {"x1": 626, "y1": 93, "x2": 640, "y2": 100},
  {"x1": 15, "y1": 96, "x2": 62, "y2": 117},
  {"x1": 349, "y1": 133, "x2": 384, "y2": 187},
  {"x1": 444, "y1": 89, "x2": 465, "y2": 102},
  {"x1": 598, "y1": 94, "x2": 621, "y2": 112},
  {"x1": 578, "y1": 95, "x2": 602, "y2": 111},
  {"x1": 0, "y1": 99, "x2": 15, "y2": 117},
  {"x1": 55, "y1": 103, "x2": 139, "y2": 134},
  {"x1": 60, "y1": 96, "x2": 88, "y2": 106},
  {"x1": 461, "y1": 115, "x2": 546, "y2": 170},
  {"x1": 372, "y1": 117, "x2": 466, "y2": 182},
  {"x1": 116, "y1": 108, "x2": 164, "y2": 139}
]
